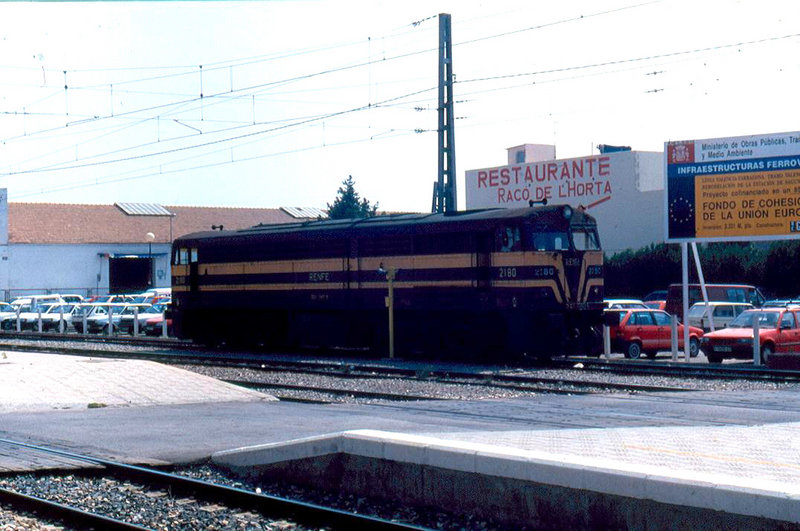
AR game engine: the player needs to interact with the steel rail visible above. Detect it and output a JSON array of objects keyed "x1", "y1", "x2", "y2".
[
  {"x1": 0, "y1": 438, "x2": 429, "y2": 531},
  {"x1": 0, "y1": 486, "x2": 150, "y2": 530},
  {"x1": 551, "y1": 356, "x2": 800, "y2": 382},
  {"x1": 226, "y1": 379, "x2": 448, "y2": 401}
]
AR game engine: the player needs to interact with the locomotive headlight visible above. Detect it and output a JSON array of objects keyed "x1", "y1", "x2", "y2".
[{"x1": 562, "y1": 205, "x2": 573, "y2": 219}]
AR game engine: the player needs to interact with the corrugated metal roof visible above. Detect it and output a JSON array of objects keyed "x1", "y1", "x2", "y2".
[
  {"x1": 280, "y1": 206, "x2": 328, "y2": 219},
  {"x1": 115, "y1": 202, "x2": 173, "y2": 216}
]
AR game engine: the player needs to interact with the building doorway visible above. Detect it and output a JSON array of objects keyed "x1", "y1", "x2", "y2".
[{"x1": 109, "y1": 256, "x2": 151, "y2": 294}]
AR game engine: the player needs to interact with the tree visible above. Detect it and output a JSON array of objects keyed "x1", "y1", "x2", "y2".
[{"x1": 326, "y1": 175, "x2": 378, "y2": 219}]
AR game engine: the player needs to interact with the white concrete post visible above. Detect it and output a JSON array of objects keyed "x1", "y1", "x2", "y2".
[
  {"x1": 107, "y1": 304, "x2": 113, "y2": 335},
  {"x1": 15, "y1": 306, "x2": 20, "y2": 332},
  {"x1": 82, "y1": 309, "x2": 88, "y2": 335},
  {"x1": 161, "y1": 311, "x2": 168, "y2": 337},
  {"x1": 603, "y1": 325, "x2": 611, "y2": 358},
  {"x1": 671, "y1": 314, "x2": 679, "y2": 362},
  {"x1": 681, "y1": 242, "x2": 690, "y2": 362},
  {"x1": 753, "y1": 316, "x2": 761, "y2": 366},
  {"x1": 133, "y1": 306, "x2": 139, "y2": 336},
  {"x1": 58, "y1": 305, "x2": 64, "y2": 333},
  {"x1": 37, "y1": 307, "x2": 42, "y2": 332}
]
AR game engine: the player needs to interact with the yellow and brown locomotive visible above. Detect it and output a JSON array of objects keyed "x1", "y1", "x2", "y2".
[{"x1": 171, "y1": 204, "x2": 603, "y2": 361}]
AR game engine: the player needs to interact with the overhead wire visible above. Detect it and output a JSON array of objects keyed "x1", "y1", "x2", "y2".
[
  {"x1": 2, "y1": 0, "x2": 794, "y2": 199},
  {"x1": 13, "y1": 127, "x2": 416, "y2": 199},
  {"x1": 1, "y1": 85, "x2": 437, "y2": 176}
]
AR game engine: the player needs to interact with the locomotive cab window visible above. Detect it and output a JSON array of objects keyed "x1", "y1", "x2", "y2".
[
  {"x1": 571, "y1": 227, "x2": 600, "y2": 251},
  {"x1": 531, "y1": 231, "x2": 569, "y2": 251},
  {"x1": 173, "y1": 247, "x2": 198, "y2": 265},
  {"x1": 496, "y1": 226, "x2": 521, "y2": 252}
]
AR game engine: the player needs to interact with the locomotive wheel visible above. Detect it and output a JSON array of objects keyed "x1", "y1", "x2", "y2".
[{"x1": 625, "y1": 341, "x2": 642, "y2": 359}]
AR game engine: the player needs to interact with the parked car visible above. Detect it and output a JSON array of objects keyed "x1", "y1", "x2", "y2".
[
  {"x1": 664, "y1": 283, "x2": 766, "y2": 316},
  {"x1": 85, "y1": 294, "x2": 134, "y2": 304},
  {"x1": 71, "y1": 303, "x2": 127, "y2": 334},
  {"x1": 644, "y1": 300, "x2": 666, "y2": 310},
  {"x1": 118, "y1": 303, "x2": 168, "y2": 335},
  {"x1": 763, "y1": 299, "x2": 800, "y2": 308},
  {"x1": 142, "y1": 312, "x2": 172, "y2": 337},
  {"x1": 10, "y1": 294, "x2": 65, "y2": 309},
  {"x1": 55, "y1": 294, "x2": 84, "y2": 304},
  {"x1": 0, "y1": 303, "x2": 44, "y2": 330},
  {"x1": 604, "y1": 299, "x2": 648, "y2": 309},
  {"x1": 604, "y1": 308, "x2": 704, "y2": 359},
  {"x1": 687, "y1": 302, "x2": 753, "y2": 332},
  {"x1": 643, "y1": 290, "x2": 667, "y2": 302},
  {"x1": 702, "y1": 308, "x2": 800, "y2": 364},
  {"x1": 20, "y1": 303, "x2": 78, "y2": 332},
  {"x1": 0, "y1": 302, "x2": 18, "y2": 330}
]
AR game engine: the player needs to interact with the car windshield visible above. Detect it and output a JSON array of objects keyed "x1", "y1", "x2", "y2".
[
  {"x1": 46, "y1": 304, "x2": 74, "y2": 313},
  {"x1": 608, "y1": 302, "x2": 647, "y2": 309},
  {"x1": 30, "y1": 303, "x2": 55, "y2": 313},
  {"x1": 728, "y1": 310, "x2": 780, "y2": 328},
  {"x1": 121, "y1": 305, "x2": 150, "y2": 315},
  {"x1": 688, "y1": 305, "x2": 708, "y2": 317}
]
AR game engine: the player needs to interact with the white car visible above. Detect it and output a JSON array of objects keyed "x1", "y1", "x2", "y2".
[
  {"x1": 117, "y1": 303, "x2": 168, "y2": 335},
  {"x1": 687, "y1": 302, "x2": 753, "y2": 332},
  {"x1": 604, "y1": 298, "x2": 648, "y2": 310},
  {"x1": 20, "y1": 303, "x2": 78, "y2": 332}
]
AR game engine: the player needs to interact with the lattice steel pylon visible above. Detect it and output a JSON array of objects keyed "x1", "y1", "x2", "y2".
[{"x1": 434, "y1": 13, "x2": 457, "y2": 214}]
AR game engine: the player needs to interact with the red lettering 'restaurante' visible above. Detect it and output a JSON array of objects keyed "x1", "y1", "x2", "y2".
[{"x1": 477, "y1": 156, "x2": 611, "y2": 188}]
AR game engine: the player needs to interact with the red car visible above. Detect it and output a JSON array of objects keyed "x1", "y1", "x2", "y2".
[
  {"x1": 644, "y1": 300, "x2": 666, "y2": 310},
  {"x1": 701, "y1": 308, "x2": 800, "y2": 364},
  {"x1": 605, "y1": 308, "x2": 703, "y2": 359}
]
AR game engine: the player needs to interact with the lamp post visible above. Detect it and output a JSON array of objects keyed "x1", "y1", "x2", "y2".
[
  {"x1": 146, "y1": 232, "x2": 155, "y2": 287},
  {"x1": 379, "y1": 263, "x2": 398, "y2": 359}
]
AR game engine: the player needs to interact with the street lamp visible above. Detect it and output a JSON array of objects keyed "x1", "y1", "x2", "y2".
[
  {"x1": 379, "y1": 263, "x2": 398, "y2": 359},
  {"x1": 146, "y1": 232, "x2": 155, "y2": 287}
]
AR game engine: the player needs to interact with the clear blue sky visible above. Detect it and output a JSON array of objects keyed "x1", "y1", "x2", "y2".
[{"x1": 0, "y1": 0, "x2": 797, "y2": 212}]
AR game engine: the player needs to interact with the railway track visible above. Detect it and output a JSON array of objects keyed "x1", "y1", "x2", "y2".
[
  {"x1": 1, "y1": 336, "x2": 799, "y2": 401},
  {"x1": 555, "y1": 355, "x2": 800, "y2": 383},
  {"x1": 221, "y1": 369, "x2": 694, "y2": 404},
  {"x1": 0, "y1": 439, "x2": 426, "y2": 530}
]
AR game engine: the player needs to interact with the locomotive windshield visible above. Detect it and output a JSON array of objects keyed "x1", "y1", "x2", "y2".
[
  {"x1": 530, "y1": 228, "x2": 600, "y2": 251},
  {"x1": 571, "y1": 226, "x2": 601, "y2": 251},
  {"x1": 531, "y1": 231, "x2": 569, "y2": 251}
]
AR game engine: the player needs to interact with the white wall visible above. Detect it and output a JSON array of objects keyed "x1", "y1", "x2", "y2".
[{"x1": 2, "y1": 243, "x2": 171, "y2": 300}]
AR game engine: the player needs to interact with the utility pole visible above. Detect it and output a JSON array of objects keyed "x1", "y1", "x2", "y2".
[{"x1": 434, "y1": 13, "x2": 456, "y2": 214}]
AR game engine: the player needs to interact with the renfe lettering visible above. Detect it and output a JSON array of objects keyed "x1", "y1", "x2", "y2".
[{"x1": 478, "y1": 156, "x2": 611, "y2": 188}]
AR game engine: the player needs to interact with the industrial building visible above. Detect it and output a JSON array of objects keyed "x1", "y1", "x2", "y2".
[{"x1": 0, "y1": 189, "x2": 322, "y2": 300}]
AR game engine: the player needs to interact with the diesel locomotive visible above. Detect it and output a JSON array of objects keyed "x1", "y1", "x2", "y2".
[{"x1": 170, "y1": 204, "x2": 604, "y2": 361}]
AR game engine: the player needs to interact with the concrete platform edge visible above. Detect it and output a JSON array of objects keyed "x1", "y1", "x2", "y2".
[{"x1": 211, "y1": 428, "x2": 800, "y2": 524}]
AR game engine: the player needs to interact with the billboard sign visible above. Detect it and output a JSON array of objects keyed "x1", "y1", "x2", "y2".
[
  {"x1": 465, "y1": 154, "x2": 614, "y2": 210},
  {"x1": 666, "y1": 131, "x2": 800, "y2": 242}
]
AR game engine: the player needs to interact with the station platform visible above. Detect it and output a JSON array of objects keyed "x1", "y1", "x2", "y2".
[{"x1": 1, "y1": 350, "x2": 799, "y2": 529}]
